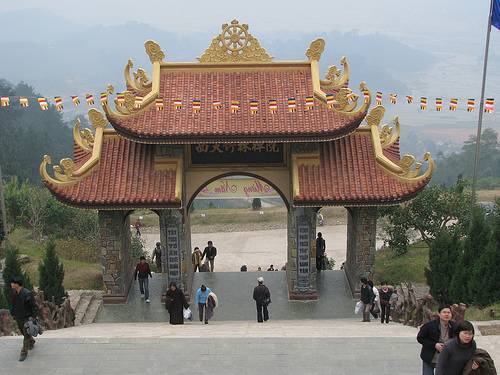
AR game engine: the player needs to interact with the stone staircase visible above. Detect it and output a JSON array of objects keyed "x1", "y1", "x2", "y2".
[{"x1": 68, "y1": 290, "x2": 104, "y2": 326}]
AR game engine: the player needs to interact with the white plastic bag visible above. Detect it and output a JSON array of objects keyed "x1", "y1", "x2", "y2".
[
  {"x1": 183, "y1": 307, "x2": 193, "y2": 321},
  {"x1": 354, "y1": 301, "x2": 363, "y2": 314}
]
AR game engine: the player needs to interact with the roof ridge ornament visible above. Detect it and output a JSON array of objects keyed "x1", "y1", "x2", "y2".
[
  {"x1": 198, "y1": 20, "x2": 273, "y2": 63},
  {"x1": 305, "y1": 38, "x2": 325, "y2": 61},
  {"x1": 145, "y1": 40, "x2": 165, "y2": 63}
]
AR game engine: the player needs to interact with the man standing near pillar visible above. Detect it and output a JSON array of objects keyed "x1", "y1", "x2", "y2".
[
  {"x1": 316, "y1": 232, "x2": 326, "y2": 271},
  {"x1": 151, "y1": 242, "x2": 163, "y2": 272},
  {"x1": 202, "y1": 241, "x2": 217, "y2": 272},
  {"x1": 253, "y1": 276, "x2": 271, "y2": 323}
]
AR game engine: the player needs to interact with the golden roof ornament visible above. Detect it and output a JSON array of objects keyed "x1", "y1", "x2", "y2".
[
  {"x1": 198, "y1": 20, "x2": 273, "y2": 63},
  {"x1": 145, "y1": 40, "x2": 165, "y2": 63},
  {"x1": 306, "y1": 38, "x2": 325, "y2": 61}
]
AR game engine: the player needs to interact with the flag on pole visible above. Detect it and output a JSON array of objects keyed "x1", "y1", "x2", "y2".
[
  {"x1": 38, "y1": 98, "x2": 48, "y2": 110},
  {"x1": 326, "y1": 93, "x2": 335, "y2": 108},
  {"x1": 155, "y1": 98, "x2": 164, "y2": 111},
  {"x1": 467, "y1": 99, "x2": 475, "y2": 112},
  {"x1": 134, "y1": 96, "x2": 143, "y2": 109},
  {"x1": 420, "y1": 97, "x2": 427, "y2": 110},
  {"x1": 173, "y1": 99, "x2": 183, "y2": 109},
  {"x1": 192, "y1": 99, "x2": 201, "y2": 113},
  {"x1": 346, "y1": 90, "x2": 357, "y2": 102},
  {"x1": 19, "y1": 97, "x2": 29, "y2": 107},
  {"x1": 493, "y1": 0, "x2": 500, "y2": 30},
  {"x1": 54, "y1": 97, "x2": 63, "y2": 111},
  {"x1": 389, "y1": 93, "x2": 397, "y2": 104},
  {"x1": 376, "y1": 91, "x2": 383, "y2": 105},
  {"x1": 406, "y1": 95, "x2": 413, "y2": 104},
  {"x1": 212, "y1": 100, "x2": 222, "y2": 110},
  {"x1": 435, "y1": 98, "x2": 443, "y2": 111},
  {"x1": 230, "y1": 100, "x2": 240, "y2": 113},
  {"x1": 116, "y1": 93, "x2": 125, "y2": 107},
  {"x1": 71, "y1": 96, "x2": 80, "y2": 106},
  {"x1": 362, "y1": 89, "x2": 370, "y2": 104},
  {"x1": 85, "y1": 94, "x2": 94, "y2": 106},
  {"x1": 100, "y1": 93, "x2": 108, "y2": 106},
  {"x1": 268, "y1": 99, "x2": 278, "y2": 113},
  {"x1": 250, "y1": 100, "x2": 259, "y2": 114},
  {"x1": 485, "y1": 98, "x2": 495, "y2": 113},
  {"x1": 449, "y1": 98, "x2": 458, "y2": 111},
  {"x1": 305, "y1": 96, "x2": 314, "y2": 110},
  {"x1": 287, "y1": 98, "x2": 297, "y2": 112},
  {"x1": 1, "y1": 97, "x2": 9, "y2": 107}
]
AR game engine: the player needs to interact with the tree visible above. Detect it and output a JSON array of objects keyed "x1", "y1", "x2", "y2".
[
  {"x1": 38, "y1": 239, "x2": 66, "y2": 305},
  {"x1": 425, "y1": 231, "x2": 460, "y2": 305},
  {"x1": 0, "y1": 288, "x2": 8, "y2": 309},
  {"x1": 469, "y1": 200, "x2": 500, "y2": 306},
  {"x1": 2, "y1": 243, "x2": 32, "y2": 309},
  {"x1": 379, "y1": 178, "x2": 471, "y2": 255},
  {"x1": 450, "y1": 207, "x2": 490, "y2": 304}
]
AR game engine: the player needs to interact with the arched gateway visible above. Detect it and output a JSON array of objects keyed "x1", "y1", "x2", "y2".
[{"x1": 40, "y1": 20, "x2": 434, "y2": 304}]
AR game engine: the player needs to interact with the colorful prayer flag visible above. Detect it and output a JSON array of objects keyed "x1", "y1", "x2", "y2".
[
  {"x1": 435, "y1": 98, "x2": 443, "y2": 111},
  {"x1": 485, "y1": 98, "x2": 495, "y2": 113},
  {"x1": 376, "y1": 91, "x2": 383, "y2": 105},
  {"x1": 268, "y1": 99, "x2": 278, "y2": 113},
  {"x1": 362, "y1": 90, "x2": 370, "y2": 104},
  {"x1": 38, "y1": 97, "x2": 48, "y2": 111},
  {"x1": 326, "y1": 93, "x2": 336, "y2": 108},
  {"x1": 249, "y1": 100, "x2": 259, "y2": 114},
  {"x1": 449, "y1": 98, "x2": 458, "y2": 111},
  {"x1": 467, "y1": 99, "x2": 475, "y2": 112},
  {"x1": 287, "y1": 98, "x2": 297, "y2": 112},
  {"x1": 100, "y1": 93, "x2": 108, "y2": 106},
  {"x1": 230, "y1": 100, "x2": 240, "y2": 113},
  {"x1": 1, "y1": 96, "x2": 9, "y2": 107},
  {"x1": 389, "y1": 93, "x2": 397, "y2": 104},
  {"x1": 406, "y1": 95, "x2": 413, "y2": 104},
  {"x1": 305, "y1": 96, "x2": 314, "y2": 110},
  {"x1": 155, "y1": 98, "x2": 164, "y2": 111},
  {"x1": 116, "y1": 92, "x2": 125, "y2": 107},
  {"x1": 192, "y1": 99, "x2": 201, "y2": 113},
  {"x1": 134, "y1": 96, "x2": 143, "y2": 109},
  {"x1": 173, "y1": 99, "x2": 183, "y2": 109},
  {"x1": 71, "y1": 96, "x2": 80, "y2": 106},
  {"x1": 19, "y1": 97, "x2": 29, "y2": 107},
  {"x1": 85, "y1": 94, "x2": 94, "y2": 106},
  {"x1": 346, "y1": 90, "x2": 357, "y2": 102},
  {"x1": 54, "y1": 96, "x2": 63, "y2": 111},
  {"x1": 212, "y1": 100, "x2": 222, "y2": 110},
  {"x1": 420, "y1": 97, "x2": 427, "y2": 110}
]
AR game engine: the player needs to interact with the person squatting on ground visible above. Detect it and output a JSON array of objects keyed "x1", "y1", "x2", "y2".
[
  {"x1": 253, "y1": 276, "x2": 271, "y2": 323},
  {"x1": 195, "y1": 284, "x2": 212, "y2": 324},
  {"x1": 151, "y1": 242, "x2": 162, "y2": 271},
  {"x1": 202, "y1": 241, "x2": 217, "y2": 272},
  {"x1": 192, "y1": 246, "x2": 203, "y2": 272},
  {"x1": 360, "y1": 277, "x2": 374, "y2": 322},
  {"x1": 10, "y1": 277, "x2": 38, "y2": 362},
  {"x1": 165, "y1": 282, "x2": 189, "y2": 325},
  {"x1": 417, "y1": 305, "x2": 455, "y2": 375},
  {"x1": 379, "y1": 282, "x2": 393, "y2": 324},
  {"x1": 134, "y1": 256, "x2": 152, "y2": 303},
  {"x1": 316, "y1": 232, "x2": 326, "y2": 271},
  {"x1": 436, "y1": 320, "x2": 480, "y2": 375}
]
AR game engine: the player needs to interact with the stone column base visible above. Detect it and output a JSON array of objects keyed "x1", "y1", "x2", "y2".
[{"x1": 289, "y1": 289, "x2": 318, "y2": 301}]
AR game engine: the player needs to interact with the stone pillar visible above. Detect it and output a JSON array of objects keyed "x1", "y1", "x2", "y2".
[
  {"x1": 99, "y1": 210, "x2": 133, "y2": 304},
  {"x1": 345, "y1": 207, "x2": 377, "y2": 295},
  {"x1": 287, "y1": 207, "x2": 318, "y2": 300},
  {"x1": 158, "y1": 209, "x2": 190, "y2": 299}
]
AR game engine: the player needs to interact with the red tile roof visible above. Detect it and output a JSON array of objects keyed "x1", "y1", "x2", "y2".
[
  {"x1": 294, "y1": 131, "x2": 430, "y2": 206},
  {"x1": 107, "y1": 65, "x2": 365, "y2": 143},
  {"x1": 45, "y1": 136, "x2": 179, "y2": 209}
]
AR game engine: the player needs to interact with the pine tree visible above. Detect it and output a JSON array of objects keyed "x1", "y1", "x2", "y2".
[
  {"x1": 2, "y1": 243, "x2": 33, "y2": 309},
  {"x1": 0, "y1": 287, "x2": 8, "y2": 309},
  {"x1": 450, "y1": 207, "x2": 490, "y2": 303},
  {"x1": 38, "y1": 239, "x2": 66, "y2": 305},
  {"x1": 470, "y1": 202, "x2": 500, "y2": 306},
  {"x1": 425, "y1": 230, "x2": 460, "y2": 305}
]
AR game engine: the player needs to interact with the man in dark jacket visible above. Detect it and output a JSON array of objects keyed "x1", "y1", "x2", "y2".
[
  {"x1": 202, "y1": 241, "x2": 217, "y2": 272},
  {"x1": 10, "y1": 277, "x2": 38, "y2": 361},
  {"x1": 360, "y1": 277, "x2": 374, "y2": 322},
  {"x1": 134, "y1": 256, "x2": 153, "y2": 303},
  {"x1": 253, "y1": 276, "x2": 271, "y2": 323},
  {"x1": 316, "y1": 232, "x2": 326, "y2": 271},
  {"x1": 417, "y1": 305, "x2": 455, "y2": 375}
]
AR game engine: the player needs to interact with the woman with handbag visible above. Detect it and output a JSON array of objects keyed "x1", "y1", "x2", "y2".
[{"x1": 165, "y1": 281, "x2": 189, "y2": 325}]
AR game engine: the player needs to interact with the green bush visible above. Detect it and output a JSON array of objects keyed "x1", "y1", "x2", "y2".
[
  {"x1": 38, "y1": 239, "x2": 66, "y2": 305},
  {"x1": 0, "y1": 288, "x2": 8, "y2": 309},
  {"x1": 2, "y1": 243, "x2": 33, "y2": 309},
  {"x1": 55, "y1": 237, "x2": 99, "y2": 263}
]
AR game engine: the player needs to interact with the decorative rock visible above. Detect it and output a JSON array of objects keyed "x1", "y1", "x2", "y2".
[{"x1": 0, "y1": 309, "x2": 17, "y2": 336}]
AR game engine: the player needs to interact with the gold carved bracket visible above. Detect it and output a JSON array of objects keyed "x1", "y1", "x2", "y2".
[
  {"x1": 320, "y1": 56, "x2": 350, "y2": 91},
  {"x1": 124, "y1": 59, "x2": 152, "y2": 92},
  {"x1": 198, "y1": 19, "x2": 273, "y2": 63}
]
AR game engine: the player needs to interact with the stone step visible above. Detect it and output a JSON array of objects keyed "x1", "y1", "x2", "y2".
[
  {"x1": 74, "y1": 294, "x2": 93, "y2": 326},
  {"x1": 81, "y1": 295, "x2": 103, "y2": 325},
  {"x1": 67, "y1": 290, "x2": 83, "y2": 312}
]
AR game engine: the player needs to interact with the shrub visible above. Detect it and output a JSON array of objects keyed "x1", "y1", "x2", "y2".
[
  {"x1": 2, "y1": 243, "x2": 33, "y2": 309},
  {"x1": 38, "y1": 239, "x2": 66, "y2": 305}
]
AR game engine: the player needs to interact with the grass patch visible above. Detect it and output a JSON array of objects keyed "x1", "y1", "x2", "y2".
[
  {"x1": 5, "y1": 228, "x2": 103, "y2": 290},
  {"x1": 373, "y1": 242, "x2": 429, "y2": 285},
  {"x1": 465, "y1": 303, "x2": 500, "y2": 322},
  {"x1": 477, "y1": 190, "x2": 500, "y2": 202}
]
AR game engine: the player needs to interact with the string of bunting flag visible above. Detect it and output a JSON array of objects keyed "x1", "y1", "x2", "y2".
[{"x1": 0, "y1": 92, "x2": 496, "y2": 114}]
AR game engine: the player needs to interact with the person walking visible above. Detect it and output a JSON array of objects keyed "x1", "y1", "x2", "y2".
[
  {"x1": 417, "y1": 305, "x2": 456, "y2": 375},
  {"x1": 9, "y1": 277, "x2": 38, "y2": 361},
  {"x1": 165, "y1": 282, "x2": 189, "y2": 325},
  {"x1": 194, "y1": 284, "x2": 212, "y2": 324},
  {"x1": 192, "y1": 247, "x2": 203, "y2": 272},
  {"x1": 360, "y1": 277, "x2": 374, "y2": 322},
  {"x1": 205, "y1": 290, "x2": 218, "y2": 323},
  {"x1": 316, "y1": 232, "x2": 326, "y2": 271},
  {"x1": 202, "y1": 241, "x2": 217, "y2": 272},
  {"x1": 253, "y1": 276, "x2": 271, "y2": 323},
  {"x1": 134, "y1": 256, "x2": 152, "y2": 303},
  {"x1": 368, "y1": 280, "x2": 380, "y2": 319},
  {"x1": 379, "y1": 282, "x2": 393, "y2": 324},
  {"x1": 151, "y1": 242, "x2": 162, "y2": 272},
  {"x1": 134, "y1": 219, "x2": 142, "y2": 237},
  {"x1": 436, "y1": 320, "x2": 479, "y2": 375}
]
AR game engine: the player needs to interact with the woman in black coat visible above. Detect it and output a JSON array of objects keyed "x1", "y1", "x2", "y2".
[{"x1": 165, "y1": 282, "x2": 189, "y2": 325}]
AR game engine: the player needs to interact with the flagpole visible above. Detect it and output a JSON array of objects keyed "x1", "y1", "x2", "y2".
[{"x1": 471, "y1": 0, "x2": 494, "y2": 207}]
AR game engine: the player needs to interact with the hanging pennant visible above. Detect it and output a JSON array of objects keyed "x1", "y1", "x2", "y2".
[
  {"x1": 249, "y1": 100, "x2": 259, "y2": 114},
  {"x1": 389, "y1": 93, "x2": 397, "y2": 104},
  {"x1": 305, "y1": 96, "x2": 314, "y2": 110},
  {"x1": 173, "y1": 99, "x2": 183, "y2": 109},
  {"x1": 1, "y1": 96, "x2": 10, "y2": 107},
  {"x1": 100, "y1": 92, "x2": 108, "y2": 106},
  {"x1": 467, "y1": 99, "x2": 475, "y2": 112},
  {"x1": 230, "y1": 100, "x2": 240, "y2": 113},
  {"x1": 435, "y1": 98, "x2": 443, "y2": 111},
  {"x1": 406, "y1": 95, "x2": 413, "y2": 104},
  {"x1": 134, "y1": 96, "x2": 143, "y2": 109},
  {"x1": 116, "y1": 93, "x2": 125, "y2": 107},
  {"x1": 287, "y1": 98, "x2": 297, "y2": 112},
  {"x1": 19, "y1": 97, "x2": 29, "y2": 107},
  {"x1": 420, "y1": 97, "x2": 427, "y2": 110},
  {"x1": 449, "y1": 98, "x2": 458, "y2": 111},
  {"x1": 54, "y1": 96, "x2": 63, "y2": 111},
  {"x1": 85, "y1": 94, "x2": 94, "y2": 106},
  {"x1": 71, "y1": 96, "x2": 80, "y2": 106},
  {"x1": 485, "y1": 98, "x2": 494, "y2": 113},
  {"x1": 376, "y1": 91, "x2": 383, "y2": 105},
  {"x1": 212, "y1": 100, "x2": 222, "y2": 110},
  {"x1": 155, "y1": 98, "x2": 164, "y2": 111},
  {"x1": 268, "y1": 99, "x2": 278, "y2": 113},
  {"x1": 346, "y1": 91, "x2": 357, "y2": 102},
  {"x1": 326, "y1": 93, "x2": 336, "y2": 108},
  {"x1": 38, "y1": 97, "x2": 49, "y2": 111},
  {"x1": 192, "y1": 99, "x2": 201, "y2": 113}
]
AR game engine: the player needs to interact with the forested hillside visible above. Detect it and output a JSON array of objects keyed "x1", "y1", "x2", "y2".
[{"x1": 0, "y1": 79, "x2": 73, "y2": 183}]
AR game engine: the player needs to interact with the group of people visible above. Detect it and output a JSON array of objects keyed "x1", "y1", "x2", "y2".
[
  {"x1": 191, "y1": 241, "x2": 217, "y2": 272},
  {"x1": 359, "y1": 277, "x2": 396, "y2": 323}
]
